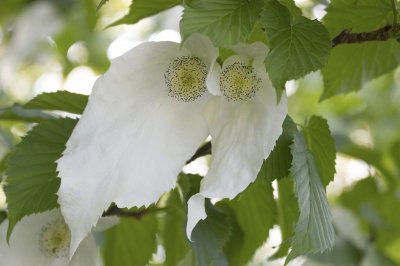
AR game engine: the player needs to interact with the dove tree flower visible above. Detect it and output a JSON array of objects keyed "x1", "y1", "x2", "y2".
[
  {"x1": 57, "y1": 34, "x2": 219, "y2": 255},
  {"x1": 186, "y1": 42, "x2": 287, "y2": 238},
  {"x1": 0, "y1": 209, "x2": 117, "y2": 266}
]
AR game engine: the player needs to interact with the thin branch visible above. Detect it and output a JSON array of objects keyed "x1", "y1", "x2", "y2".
[
  {"x1": 103, "y1": 205, "x2": 147, "y2": 219},
  {"x1": 186, "y1": 141, "x2": 211, "y2": 165},
  {"x1": 332, "y1": 25, "x2": 394, "y2": 47}
]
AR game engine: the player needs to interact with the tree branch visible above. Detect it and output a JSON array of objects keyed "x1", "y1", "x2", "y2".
[
  {"x1": 103, "y1": 205, "x2": 147, "y2": 219},
  {"x1": 332, "y1": 25, "x2": 394, "y2": 47},
  {"x1": 186, "y1": 141, "x2": 211, "y2": 165}
]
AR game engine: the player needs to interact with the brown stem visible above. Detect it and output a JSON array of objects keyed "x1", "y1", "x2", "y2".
[
  {"x1": 332, "y1": 25, "x2": 394, "y2": 47},
  {"x1": 103, "y1": 205, "x2": 147, "y2": 219},
  {"x1": 186, "y1": 141, "x2": 211, "y2": 165}
]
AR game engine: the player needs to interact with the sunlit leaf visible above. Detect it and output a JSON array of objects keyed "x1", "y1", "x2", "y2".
[
  {"x1": 273, "y1": 178, "x2": 299, "y2": 258},
  {"x1": 323, "y1": 0, "x2": 393, "y2": 37},
  {"x1": 24, "y1": 91, "x2": 88, "y2": 114},
  {"x1": 0, "y1": 105, "x2": 54, "y2": 122},
  {"x1": 303, "y1": 116, "x2": 336, "y2": 186},
  {"x1": 321, "y1": 40, "x2": 400, "y2": 99},
  {"x1": 103, "y1": 215, "x2": 158, "y2": 266},
  {"x1": 181, "y1": 0, "x2": 263, "y2": 47},
  {"x1": 5, "y1": 118, "x2": 77, "y2": 239},
  {"x1": 226, "y1": 179, "x2": 276, "y2": 265},
  {"x1": 96, "y1": 0, "x2": 109, "y2": 11},
  {"x1": 109, "y1": 0, "x2": 181, "y2": 27},
  {"x1": 261, "y1": 0, "x2": 331, "y2": 91},
  {"x1": 287, "y1": 132, "x2": 335, "y2": 262},
  {"x1": 160, "y1": 189, "x2": 190, "y2": 266}
]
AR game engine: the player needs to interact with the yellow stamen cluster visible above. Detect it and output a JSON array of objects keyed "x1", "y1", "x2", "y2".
[
  {"x1": 220, "y1": 62, "x2": 261, "y2": 101},
  {"x1": 164, "y1": 56, "x2": 208, "y2": 102},
  {"x1": 38, "y1": 218, "x2": 71, "y2": 258}
]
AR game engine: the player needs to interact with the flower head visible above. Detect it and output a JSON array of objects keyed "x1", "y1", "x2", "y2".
[
  {"x1": 0, "y1": 209, "x2": 117, "y2": 266},
  {"x1": 187, "y1": 42, "x2": 288, "y2": 238},
  {"x1": 57, "y1": 34, "x2": 218, "y2": 255}
]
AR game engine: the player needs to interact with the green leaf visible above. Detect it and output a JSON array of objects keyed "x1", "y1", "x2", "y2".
[
  {"x1": 160, "y1": 189, "x2": 190, "y2": 266},
  {"x1": 278, "y1": 0, "x2": 302, "y2": 16},
  {"x1": 273, "y1": 177, "x2": 299, "y2": 258},
  {"x1": 321, "y1": 40, "x2": 400, "y2": 99},
  {"x1": 24, "y1": 91, "x2": 89, "y2": 114},
  {"x1": 103, "y1": 215, "x2": 158, "y2": 266},
  {"x1": 181, "y1": 0, "x2": 263, "y2": 47},
  {"x1": 287, "y1": 132, "x2": 335, "y2": 262},
  {"x1": 191, "y1": 202, "x2": 231, "y2": 266},
  {"x1": 97, "y1": 0, "x2": 109, "y2": 12},
  {"x1": 109, "y1": 0, "x2": 181, "y2": 27},
  {"x1": 323, "y1": 0, "x2": 393, "y2": 37},
  {"x1": 5, "y1": 118, "x2": 77, "y2": 239},
  {"x1": 260, "y1": 0, "x2": 331, "y2": 91},
  {"x1": 303, "y1": 116, "x2": 336, "y2": 186},
  {"x1": 260, "y1": 116, "x2": 298, "y2": 181},
  {"x1": 0, "y1": 105, "x2": 54, "y2": 122},
  {"x1": 227, "y1": 179, "x2": 277, "y2": 265}
]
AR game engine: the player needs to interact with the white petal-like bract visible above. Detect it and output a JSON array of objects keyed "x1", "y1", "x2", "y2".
[
  {"x1": 0, "y1": 209, "x2": 111, "y2": 266},
  {"x1": 187, "y1": 42, "x2": 288, "y2": 238},
  {"x1": 57, "y1": 34, "x2": 218, "y2": 255}
]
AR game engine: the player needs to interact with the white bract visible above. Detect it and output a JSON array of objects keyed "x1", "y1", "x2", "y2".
[
  {"x1": 0, "y1": 209, "x2": 117, "y2": 266},
  {"x1": 57, "y1": 34, "x2": 218, "y2": 256},
  {"x1": 186, "y1": 42, "x2": 287, "y2": 238}
]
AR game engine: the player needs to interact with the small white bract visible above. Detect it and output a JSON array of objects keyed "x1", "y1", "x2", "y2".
[
  {"x1": 0, "y1": 209, "x2": 118, "y2": 266},
  {"x1": 186, "y1": 42, "x2": 287, "y2": 238}
]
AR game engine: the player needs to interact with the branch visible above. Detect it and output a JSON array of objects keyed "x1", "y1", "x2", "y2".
[
  {"x1": 186, "y1": 141, "x2": 211, "y2": 165},
  {"x1": 103, "y1": 205, "x2": 147, "y2": 219},
  {"x1": 332, "y1": 25, "x2": 395, "y2": 47}
]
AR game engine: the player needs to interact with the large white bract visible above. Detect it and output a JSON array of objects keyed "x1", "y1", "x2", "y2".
[
  {"x1": 57, "y1": 33, "x2": 287, "y2": 252},
  {"x1": 186, "y1": 42, "x2": 287, "y2": 238},
  {"x1": 57, "y1": 34, "x2": 219, "y2": 256},
  {"x1": 0, "y1": 209, "x2": 117, "y2": 266}
]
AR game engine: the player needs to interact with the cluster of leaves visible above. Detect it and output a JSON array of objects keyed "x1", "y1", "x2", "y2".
[{"x1": 1, "y1": 0, "x2": 400, "y2": 265}]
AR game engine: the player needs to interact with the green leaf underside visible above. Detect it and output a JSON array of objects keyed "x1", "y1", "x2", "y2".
[
  {"x1": 103, "y1": 215, "x2": 158, "y2": 266},
  {"x1": 287, "y1": 132, "x2": 335, "y2": 262},
  {"x1": 323, "y1": 0, "x2": 393, "y2": 37},
  {"x1": 191, "y1": 202, "x2": 232, "y2": 266},
  {"x1": 5, "y1": 118, "x2": 77, "y2": 239},
  {"x1": 321, "y1": 40, "x2": 400, "y2": 99},
  {"x1": 260, "y1": 116, "x2": 298, "y2": 181},
  {"x1": 109, "y1": 0, "x2": 181, "y2": 27},
  {"x1": 24, "y1": 91, "x2": 89, "y2": 114},
  {"x1": 181, "y1": 0, "x2": 263, "y2": 47},
  {"x1": 261, "y1": 0, "x2": 331, "y2": 91},
  {"x1": 227, "y1": 179, "x2": 277, "y2": 265},
  {"x1": 303, "y1": 116, "x2": 336, "y2": 186},
  {"x1": 273, "y1": 178, "x2": 299, "y2": 258},
  {"x1": 160, "y1": 189, "x2": 190, "y2": 266},
  {"x1": 0, "y1": 105, "x2": 54, "y2": 122}
]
